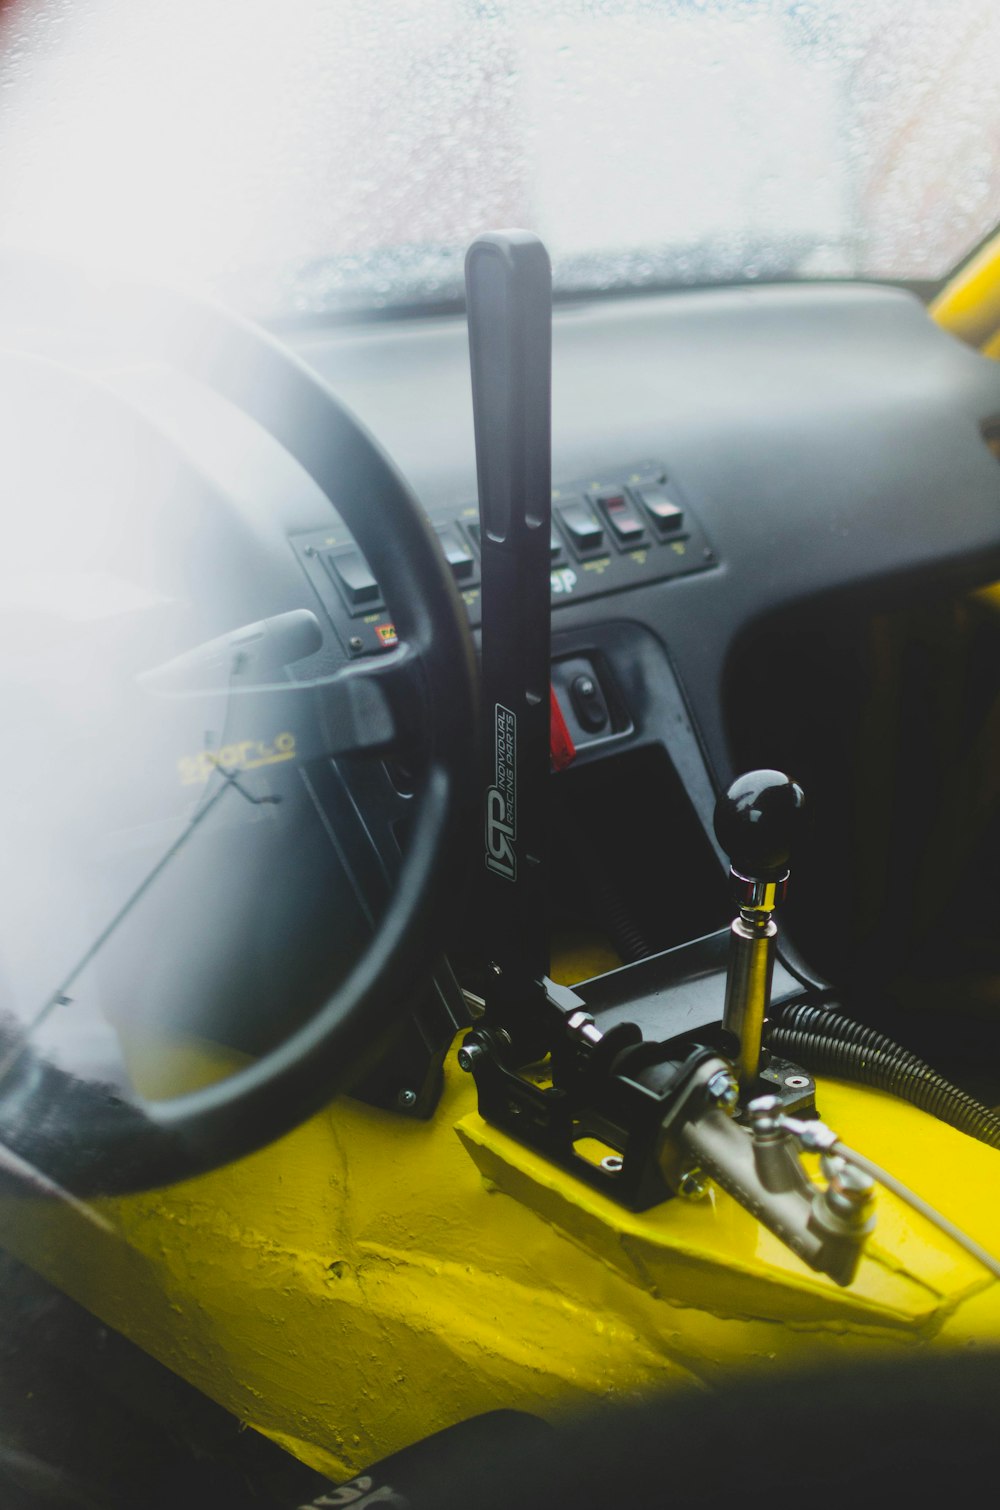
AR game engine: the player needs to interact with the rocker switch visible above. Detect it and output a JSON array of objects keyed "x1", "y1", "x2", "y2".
[
  {"x1": 635, "y1": 484, "x2": 684, "y2": 536},
  {"x1": 435, "y1": 525, "x2": 477, "y2": 583},
  {"x1": 557, "y1": 499, "x2": 605, "y2": 556},
  {"x1": 325, "y1": 549, "x2": 383, "y2": 611},
  {"x1": 570, "y1": 672, "x2": 609, "y2": 733},
  {"x1": 596, "y1": 490, "x2": 647, "y2": 547}
]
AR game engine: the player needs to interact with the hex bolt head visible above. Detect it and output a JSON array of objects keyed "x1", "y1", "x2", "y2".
[
  {"x1": 396, "y1": 1088, "x2": 417, "y2": 1109},
  {"x1": 566, "y1": 1010, "x2": 603, "y2": 1048},
  {"x1": 747, "y1": 1094, "x2": 781, "y2": 1119},
  {"x1": 706, "y1": 1068, "x2": 740, "y2": 1113},
  {"x1": 747, "y1": 1094, "x2": 784, "y2": 1140},
  {"x1": 821, "y1": 1155, "x2": 875, "y2": 1216},
  {"x1": 677, "y1": 1166, "x2": 709, "y2": 1200},
  {"x1": 457, "y1": 1041, "x2": 486, "y2": 1073}
]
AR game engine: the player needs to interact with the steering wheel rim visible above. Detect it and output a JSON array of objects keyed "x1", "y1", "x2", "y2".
[{"x1": 0, "y1": 273, "x2": 479, "y2": 1195}]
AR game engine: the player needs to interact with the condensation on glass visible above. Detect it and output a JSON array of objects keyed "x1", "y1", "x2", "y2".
[{"x1": 0, "y1": 1, "x2": 997, "y2": 307}]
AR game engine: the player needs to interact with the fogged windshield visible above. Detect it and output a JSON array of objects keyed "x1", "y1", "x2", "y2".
[{"x1": 0, "y1": 0, "x2": 999, "y2": 315}]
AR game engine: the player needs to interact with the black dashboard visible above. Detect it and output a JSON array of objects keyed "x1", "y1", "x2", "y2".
[
  {"x1": 238, "y1": 280, "x2": 1000, "y2": 1019},
  {"x1": 291, "y1": 282, "x2": 1000, "y2": 786}
]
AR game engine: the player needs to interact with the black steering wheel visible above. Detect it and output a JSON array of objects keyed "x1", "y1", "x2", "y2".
[{"x1": 0, "y1": 271, "x2": 479, "y2": 1195}]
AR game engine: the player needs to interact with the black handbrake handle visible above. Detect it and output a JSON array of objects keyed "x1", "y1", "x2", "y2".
[{"x1": 465, "y1": 230, "x2": 553, "y2": 1054}]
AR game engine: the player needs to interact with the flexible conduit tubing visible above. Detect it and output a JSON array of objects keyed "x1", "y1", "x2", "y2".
[{"x1": 767, "y1": 1004, "x2": 1000, "y2": 1152}]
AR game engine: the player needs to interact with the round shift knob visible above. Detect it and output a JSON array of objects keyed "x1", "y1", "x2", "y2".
[{"x1": 713, "y1": 770, "x2": 805, "y2": 880}]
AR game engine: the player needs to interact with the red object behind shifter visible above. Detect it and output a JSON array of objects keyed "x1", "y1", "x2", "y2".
[{"x1": 549, "y1": 685, "x2": 577, "y2": 771}]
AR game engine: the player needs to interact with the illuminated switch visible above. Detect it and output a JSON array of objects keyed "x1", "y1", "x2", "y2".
[
  {"x1": 593, "y1": 489, "x2": 647, "y2": 547},
  {"x1": 557, "y1": 498, "x2": 605, "y2": 557},
  {"x1": 635, "y1": 484, "x2": 684, "y2": 535}
]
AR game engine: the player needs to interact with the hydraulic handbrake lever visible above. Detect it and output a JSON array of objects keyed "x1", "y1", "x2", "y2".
[
  {"x1": 465, "y1": 230, "x2": 555, "y2": 1060},
  {"x1": 460, "y1": 237, "x2": 878, "y2": 1289}
]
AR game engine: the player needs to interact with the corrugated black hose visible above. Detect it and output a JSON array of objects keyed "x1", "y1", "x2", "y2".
[
  {"x1": 554, "y1": 809, "x2": 653, "y2": 964},
  {"x1": 767, "y1": 1003, "x2": 1000, "y2": 1152}
]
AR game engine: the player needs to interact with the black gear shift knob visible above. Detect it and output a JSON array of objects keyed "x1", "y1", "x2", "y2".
[{"x1": 713, "y1": 770, "x2": 805, "y2": 880}]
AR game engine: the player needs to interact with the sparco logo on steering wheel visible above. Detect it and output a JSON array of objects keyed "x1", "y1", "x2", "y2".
[{"x1": 485, "y1": 703, "x2": 517, "y2": 881}]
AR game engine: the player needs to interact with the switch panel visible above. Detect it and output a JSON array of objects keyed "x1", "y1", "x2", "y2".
[
  {"x1": 550, "y1": 653, "x2": 629, "y2": 750},
  {"x1": 292, "y1": 460, "x2": 716, "y2": 651}
]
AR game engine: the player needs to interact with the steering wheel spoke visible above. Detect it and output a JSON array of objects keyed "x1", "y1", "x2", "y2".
[
  {"x1": 316, "y1": 640, "x2": 428, "y2": 759},
  {"x1": 143, "y1": 640, "x2": 427, "y2": 764},
  {"x1": 274, "y1": 640, "x2": 429, "y2": 761}
]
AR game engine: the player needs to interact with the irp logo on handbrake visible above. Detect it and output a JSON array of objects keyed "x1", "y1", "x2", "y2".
[{"x1": 485, "y1": 703, "x2": 517, "y2": 881}]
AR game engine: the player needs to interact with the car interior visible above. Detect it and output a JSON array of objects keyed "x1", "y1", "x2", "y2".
[{"x1": 2, "y1": 3, "x2": 1000, "y2": 1507}]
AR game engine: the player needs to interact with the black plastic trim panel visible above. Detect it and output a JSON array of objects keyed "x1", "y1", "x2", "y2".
[{"x1": 292, "y1": 283, "x2": 1000, "y2": 780}]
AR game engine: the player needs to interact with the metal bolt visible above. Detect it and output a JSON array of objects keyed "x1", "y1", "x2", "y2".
[
  {"x1": 490, "y1": 962, "x2": 503, "y2": 977},
  {"x1": 600, "y1": 1154, "x2": 624, "y2": 1175},
  {"x1": 820, "y1": 1159, "x2": 875, "y2": 1235},
  {"x1": 821, "y1": 1154, "x2": 875, "y2": 1212},
  {"x1": 706, "y1": 1068, "x2": 740, "y2": 1113},
  {"x1": 784, "y1": 1074, "x2": 811, "y2": 1090},
  {"x1": 747, "y1": 1094, "x2": 784, "y2": 1139},
  {"x1": 747, "y1": 1094, "x2": 781, "y2": 1118},
  {"x1": 349, "y1": 636, "x2": 363, "y2": 652},
  {"x1": 457, "y1": 1041, "x2": 486, "y2": 1073},
  {"x1": 677, "y1": 1167, "x2": 709, "y2": 1200},
  {"x1": 782, "y1": 1116, "x2": 838, "y2": 1154},
  {"x1": 566, "y1": 1010, "x2": 603, "y2": 1048},
  {"x1": 396, "y1": 1088, "x2": 417, "y2": 1110}
]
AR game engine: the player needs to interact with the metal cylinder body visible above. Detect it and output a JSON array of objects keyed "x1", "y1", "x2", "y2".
[{"x1": 722, "y1": 914, "x2": 777, "y2": 1086}]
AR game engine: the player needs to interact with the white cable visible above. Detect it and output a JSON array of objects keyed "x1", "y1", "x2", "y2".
[{"x1": 832, "y1": 1139, "x2": 1000, "y2": 1282}]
